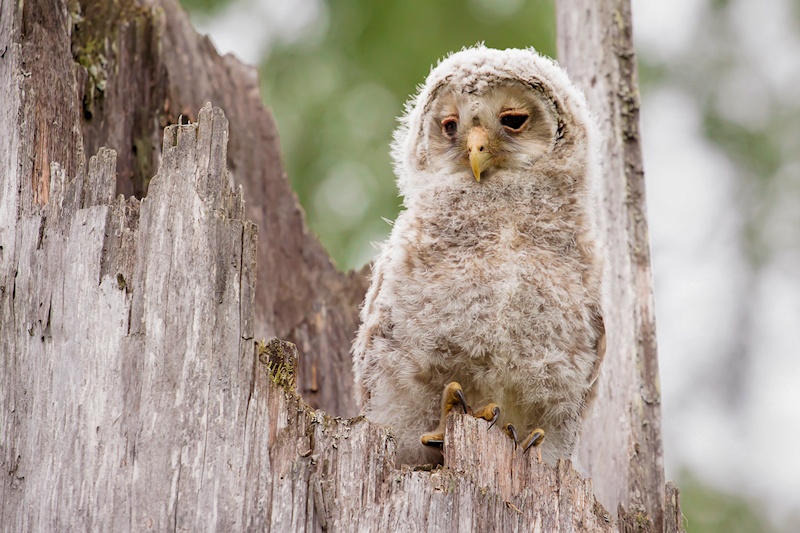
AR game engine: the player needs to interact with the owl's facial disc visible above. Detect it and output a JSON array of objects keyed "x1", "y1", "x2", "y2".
[{"x1": 429, "y1": 81, "x2": 557, "y2": 184}]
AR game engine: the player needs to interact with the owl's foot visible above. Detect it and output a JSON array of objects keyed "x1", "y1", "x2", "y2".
[
  {"x1": 472, "y1": 402, "x2": 501, "y2": 429},
  {"x1": 421, "y1": 382, "x2": 468, "y2": 447},
  {"x1": 420, "y1": 385, "x2": 506, "y2": 448},
  {"x1": 522, "y1": 428, "x2": 545, "y2": 453},
  {"x1": 420, "y1": 433, "x2": 444, "y2": 446},
  {"x1": 503, "y1": 424, "x2": 545, "y2": 460}
]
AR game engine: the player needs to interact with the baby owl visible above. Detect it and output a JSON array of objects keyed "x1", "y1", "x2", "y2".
[{"x1": 352, "y1": 46, "x2": 606, "y2": 467}]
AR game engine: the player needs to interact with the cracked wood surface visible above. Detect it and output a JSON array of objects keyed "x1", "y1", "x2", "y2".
[
  {"x1": 3, "y1": 0, "x2": 363, "y2": 419},
  {"x1": 256, "y1": 340, "x2": 616, "y2": 532},
  {"x1": 556, "y1": 1, "x2": 673, "y2": 530},
  {"x1": 1, "y1": 103, "x2": 258, "y2": 530}
]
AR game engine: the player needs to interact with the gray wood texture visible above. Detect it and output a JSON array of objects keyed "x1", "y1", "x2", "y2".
[
  {"x1": 0, "y1": 0, "x2": 683, "y2": 530},
  {"x1": 1, "y1": 101, "x2": 257, "y2": 530},
  {"x1": 255, "y1": 340, "x2": 617, "y2": 532},
  {"x1": 557, "y1": 1, "x2": 674, "y2": 530}
]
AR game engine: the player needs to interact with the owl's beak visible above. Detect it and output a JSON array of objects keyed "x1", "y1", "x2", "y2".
[{"x1": 467, "y1": 126, "x2": 493, "y2": 182}]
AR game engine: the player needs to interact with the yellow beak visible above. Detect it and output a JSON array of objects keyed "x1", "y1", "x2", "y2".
[{"x1": 467, "y1": 126, "x2": 493, "y2": 182}]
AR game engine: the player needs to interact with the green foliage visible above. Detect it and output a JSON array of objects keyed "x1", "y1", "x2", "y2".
[
  {"x1": 678, "y1": 471, "x2": 787, "y2": 533},
  {"x1": 260, "y1": 0, "x2": 555, "y2": 269},
  {"x1": 180, "y1": 0, "x2": 232, "y2": 15}
]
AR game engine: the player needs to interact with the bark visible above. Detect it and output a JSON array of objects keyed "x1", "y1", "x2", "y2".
[
  {"x1": 256, "y1": 340, "x2": 616, "y2": 532},
  {"x1": 556, "y1": 1, "x2": 675, "y2": 530},
  {"x1": 0, "y1": 0, "x2": 683, "y2": 530}
]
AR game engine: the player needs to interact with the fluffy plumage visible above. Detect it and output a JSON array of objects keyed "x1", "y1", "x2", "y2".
[{"x1": 352, "y1": 45, "x2": 606, "y2": 466}]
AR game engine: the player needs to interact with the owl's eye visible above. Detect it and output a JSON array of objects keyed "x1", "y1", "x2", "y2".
[
  {"x1": 500, "y1": 112, "x2": 529, "y2": 132},
  {"x1": 441, "y1": 117, "x2": 459, "y2": 138}
]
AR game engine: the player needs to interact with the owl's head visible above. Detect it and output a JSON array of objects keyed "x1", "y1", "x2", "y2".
[{"x1": 392, "y1": 45, "x2": 599, "y2": 199}]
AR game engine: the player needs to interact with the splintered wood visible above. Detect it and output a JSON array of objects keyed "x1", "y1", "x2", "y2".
[
  {"x1": 256, "y1": 340, "x2": 615, "y2": 532},
  {"x1": 1, "y1": 104, "x2": 257, "y2": 531}
]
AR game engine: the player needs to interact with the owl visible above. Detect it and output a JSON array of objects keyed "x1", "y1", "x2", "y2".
[{"x1": 352, "y1": 45, "x2": 606, "y2": 467}]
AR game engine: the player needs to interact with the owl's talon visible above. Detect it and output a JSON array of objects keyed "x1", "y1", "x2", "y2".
[
  {"x1": 487, "y1": 405, "x2": 501, "y2": 430},
  {"x1": 522, "y1": 428, "x2": 545, "y2": 453},
  {"x1": 442, "y1": 381, "x2": 468, "y2": 415},
  {"x1": 454, "y1": 387, "x2": 468, "y2": 414},
  {"x1": 472, "y1": 403, "x2": 501, "y2": 430},
  {"x1": 421, "y1": 433, "x2": 444, "y2": 447},
  {"x1": 504, "y1": 423, "x2": 519, "y2": 446}
]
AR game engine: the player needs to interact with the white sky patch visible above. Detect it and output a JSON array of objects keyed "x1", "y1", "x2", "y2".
[
  {"x1": 745, "y1": 260, "x2": 800, "y2": 508},
  {"x1": 631, "y1": 0, "x2": 706, "y2": 62},
  {"x1": 636, "y1": 0, "x2": 800, "y2": 520},
  {"x1": 731, "y1": 0, "x2": 800, "y2": 94},
  {"x1": 190, "y1": 0, "x2": 326, "y2": 64},
  {"x1": 640, "y1": 85, "x2": 748, "y2": 477},
  {"x1": 714, "y1": 66, "x2": 771, "y2": 130},
  {"x1": 766, "y1": 163, "x2": 800, "y2": 251}
]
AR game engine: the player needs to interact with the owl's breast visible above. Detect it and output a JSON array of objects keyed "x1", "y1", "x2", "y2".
[{"x1": 387, "y1": 211, "x2": 595, "y2": 363}]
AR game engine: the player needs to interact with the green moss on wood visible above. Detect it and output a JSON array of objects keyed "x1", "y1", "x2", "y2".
[
  {"x1": 69, "y1": 0, "x2": 153, "y2": 119},
  {"x1": 132, "y1": 136, "x2": 154, "y2": 193},
  {"x1": 257, "y1": 338, "x2": 298, "y2": 392}
]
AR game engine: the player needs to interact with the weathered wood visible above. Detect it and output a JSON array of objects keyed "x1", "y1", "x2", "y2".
[
  {"x1": 12, "y1": 0, "x2": 362, "y2": 418},
  {"x1": 1, "y1": 102, "x2": 257, "y2": 530},
  {"x1": 257, "y1": 340, "x2": 616, "y2": 532},
  {"x1": 557, "y1": 0, "x2": 669, "y2": 529}
]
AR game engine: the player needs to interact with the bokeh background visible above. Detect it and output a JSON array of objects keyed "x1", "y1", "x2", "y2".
[{"x1": 180, "y1": 0, "x2": 800, "y2": 531}]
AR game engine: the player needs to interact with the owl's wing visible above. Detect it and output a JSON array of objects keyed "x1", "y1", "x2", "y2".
[
  {"x1": 582, "y1": 306, "x2": 606, "y2": 409},
  {"x1": 351, "y1": 257, "x2": 388, "y2": 408}
]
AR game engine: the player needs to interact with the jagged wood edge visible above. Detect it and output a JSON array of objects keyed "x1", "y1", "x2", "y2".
[{"x1": 257, "y1": 339, "x2": 616, "y2": 532}]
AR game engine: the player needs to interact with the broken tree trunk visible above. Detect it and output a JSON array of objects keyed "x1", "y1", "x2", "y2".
[
  {"x1": 0, "y1": 0, "x2": 683, "y2": 531},
  {"x1": 556, "y1": 1, "x2": 673, "y2": 530}
]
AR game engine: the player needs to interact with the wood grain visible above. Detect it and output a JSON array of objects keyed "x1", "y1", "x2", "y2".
[{"x1": 557, "y1": 0, "x2": 670, "y2": 529}]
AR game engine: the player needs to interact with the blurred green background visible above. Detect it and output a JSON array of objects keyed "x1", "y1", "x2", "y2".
[
  {"x1": 182, "y1": 0, "x2": 800, "y2": 531},
  {"x1": 257, "y1": 0, "x2": 555, "y2": 269}
]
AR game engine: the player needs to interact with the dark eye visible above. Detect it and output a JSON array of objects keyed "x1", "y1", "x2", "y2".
[
  {"x1": 441, "y1": 117, "x2": 458, "y2": 138},
  {"x1": 500, "y1": 113, "x2": 529, "y2": 132}
]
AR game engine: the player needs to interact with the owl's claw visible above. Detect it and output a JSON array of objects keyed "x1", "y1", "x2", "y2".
[
  {"x1": 522, "y1": 428, "x2": 545, "y2": 462},
  {"x1": 442, "y1": 381, "x2": 468, "y2": 414},
  {"x1": 496, "y1": 426, "x2": 546, "y2": 460},
  {"x1": 522, "y1": 428, "x2": 545, "y2": 452},
  {"x1": 454, "y1": 387, "x2": 468, "y2": 414},
  {"x1": 504, "y1": 423, "x2": 519, "y2": 446},
  {"x1": 421, "y1": 433, "x2": 444, "y2": 447},
  {"x1": 501, "y1": 423, "x2": 545, "y2": 455},
  {"x1": 420, "y1": 386, "x2": 509, "y2": 450},
  {"x1": 472, "y1": 403, "x2": 501, "y2": 430}
]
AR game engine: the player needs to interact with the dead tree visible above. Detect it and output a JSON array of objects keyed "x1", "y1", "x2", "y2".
[{"x1": 0, "y1": 0, "x2": 682, "y2": 530}]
